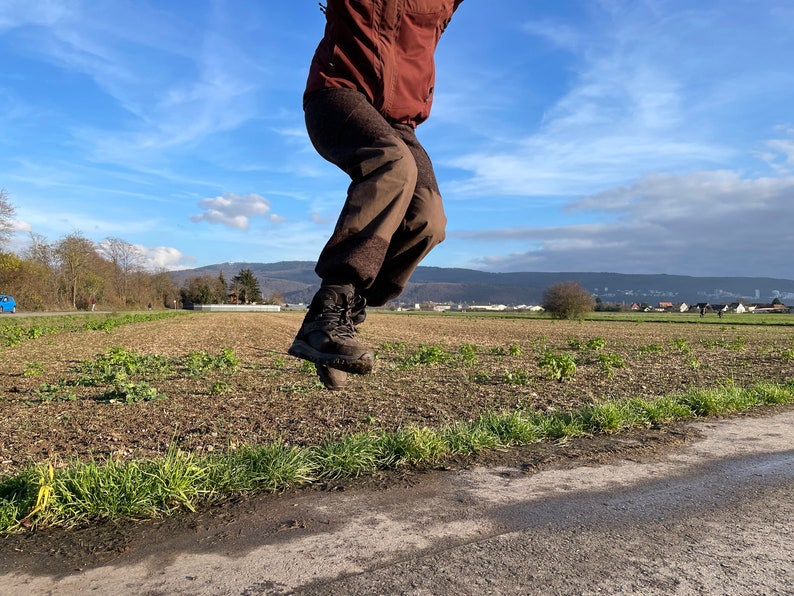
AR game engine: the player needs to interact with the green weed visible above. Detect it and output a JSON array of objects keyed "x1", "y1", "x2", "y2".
[
  {"x1": 685, "y1": 357, "x2": 701, "y2": 370},
  {"x1": 779, "y1": 348, "x2": 794, "y2": 361},
  {"x1": 537, "y1": 352, "x2": 577, "y2": 382},
  {"x1": 671, "y1": 337, "x2": 690, "y2": 353},
  {"x1": 34, "y1": 382, "x2": 77, "y2": 402},
  {"x1": 74, "y1": 347, "x2": 172, "y2": 385},
  {"x1": 638, "y1": 343, "x2": 665, "y2": 355},
  {"x1": 103, "y1": 378, "x2": 162, "y2": 404},
  {"x1": 567, "y1": 336, "x2": 606, "y2": 351},
  {"x1": 379, "y1": 341, "x2": 407, "y2": 352},
  {"x1": 398, "y1": 344, "x2": 452, "y2": 368},
  {"x1": 598, "y1": 353, "x2": 626, "y2": 378},
  {"x1": 503, "y1": 369, "x2": 531, "y2": 385},
  {"x1": 586, "y1": 337, "x2": 606, "y2": 351},
  {"x1": 210, "y1": 381, "x2": 232, "y2": 395},
  {"x1": 23, "y1": 361, "x2": 45, "y2": 378},
  {"x1": 457, "y1": 343, "x2": 479, "y2": 366},
  {"x1": 297, "y1": 360, "x2": 316, "y2": 374},
  {"x1": 468, "y1": 371, "x2": 492, "y2": 384}
]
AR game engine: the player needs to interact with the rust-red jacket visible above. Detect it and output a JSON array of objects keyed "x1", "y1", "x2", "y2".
[{"x1": 305, "y1": 0, "x2": 463, "y2": 127}]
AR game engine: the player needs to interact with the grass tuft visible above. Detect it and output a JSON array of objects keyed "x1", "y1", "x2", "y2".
[
  {"x1": 313, "y1": 434, "x2": 382, "y2": 480},
  {"x1": 2, "y1": 379, "x2": 793, "y2": 533}
]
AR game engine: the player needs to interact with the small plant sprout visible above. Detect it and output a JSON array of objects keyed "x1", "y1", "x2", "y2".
[
  {"x1": 598, "y1": 353, "x2": 626, "y2": 378},
  {"x1": 34, "y1": 382, "x2": 77, "y2": 402},
  {"x1": 398, "y1": 344, "x2": 451, "y2": 368},
  {"x1": 211, "y1": 381, "x2": 232, "y2": 395},
  {"x1": 671, "y1": 337, "x2": 690, "y2": 353},
  {"x1": 503, "y1": 369, "x2": 531, "y2": 385},
  {"x1": 458, "y1": 343, "x2": 478, "y2": 366},
  {"x1": 586, "y1": 337, "x2": 606, "y2": 351},
  {"x1": 104, "y1": 379, "x2": 162, "y2": 404},
  {"x1": 638, "y1": 343, "x2": 665, "y2": 355},
  {"x1": 686, "y1": 357, "x2": 701, "y2": 370},
  {"x1": 470, "y1": 371, "x2": 492, "y2": 384},
  {"x1": 537, "y1": 352, "x2": 577, "y2": 382},
  {"x1": 23, "y1": 361, "x2": 46, "y2": 378}
]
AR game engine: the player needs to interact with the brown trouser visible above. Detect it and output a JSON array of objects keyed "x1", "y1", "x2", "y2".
[{"x1": 305, "y1": 88, "x2": 447, "y2": 307}]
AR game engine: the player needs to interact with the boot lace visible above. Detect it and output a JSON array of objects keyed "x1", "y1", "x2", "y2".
[{"x1": 314, "y1": 302, "x2": 356, "y2": 340}]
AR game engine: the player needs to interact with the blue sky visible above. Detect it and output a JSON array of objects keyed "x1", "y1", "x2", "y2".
[{"x1": 2, "y1": 1, "x2": 793, "y2": 278}]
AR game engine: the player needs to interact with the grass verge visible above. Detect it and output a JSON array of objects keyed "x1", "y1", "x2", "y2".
[
  {"x1": 2, "y1": 379, "x2": 792, "y2": 534},
  {"x1": 0, "y1": 311, "x2": 188, "y2": 348}
]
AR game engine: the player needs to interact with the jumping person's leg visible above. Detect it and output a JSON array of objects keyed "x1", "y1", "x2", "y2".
[
  {"x1": 364, "y1": 124, "x2": 447, "y2": 307},
  {"x1": 290, "y1": 88, "x2": 419, "y2": 374},
  {"x1": 306, "y1": 89, "x2": 419, "y2": 290}
]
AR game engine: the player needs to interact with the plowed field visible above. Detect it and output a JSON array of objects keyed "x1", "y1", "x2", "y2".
[{"x1": 2, "y1": 311, "x2": 792, "y2": 475}]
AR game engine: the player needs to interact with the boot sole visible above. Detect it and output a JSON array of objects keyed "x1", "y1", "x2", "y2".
[{"x1": 288, "y1": 341, "x2": 374, "y2": 375}]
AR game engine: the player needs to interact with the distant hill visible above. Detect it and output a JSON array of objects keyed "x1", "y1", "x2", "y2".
[{"x1": 169, "y1": 261, "x2": 794, "y2": 306}]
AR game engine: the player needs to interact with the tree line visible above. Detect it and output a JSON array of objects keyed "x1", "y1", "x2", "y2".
[
  {"x1": 1, "y1": 189, "x2": 180, "y2": 311},
  {"x1": 179, "y1": 268, "x2": 283, "y2": 306},
  {"x1": 1, "y1": 189, "x2": 286, "y2": 312}
]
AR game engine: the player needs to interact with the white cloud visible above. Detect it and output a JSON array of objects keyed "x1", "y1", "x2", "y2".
[
  {"x1": 140, "y1": 246, "x2": 195, "y2": 271},
  {"x1": 0, "y1": 0, "x2": 72, "y2": 30},
  {"x1": 311, "y1": 211, "x2": 333, "y2": 226},
  {"x1": 447, "y1": 54, "x2": 725, "y2": 199},
  {"x1": 521, "y1": 19, "x2": 582, "y2": 53},
  {"x1": 458, "y1": 170, "x2": 794, "y2": 278},
  {"x1": 12, "y1": 219, "x2": 32, "y2": 234},
  {"x1": 3, "y1": 1, "x2": 264, "y2": 172},
  {"x1": 443, "y1": 3, "x2": 791, "y2": 201},
  {"x1": 761, "y1": 128, "x2": 794, "y2": 174},
  {"x1": 6, "y1": 221, "x2": 34, "y2": 255},
  {"x1": 189, "y1": 193, "x2": 281, "y2": 229}
]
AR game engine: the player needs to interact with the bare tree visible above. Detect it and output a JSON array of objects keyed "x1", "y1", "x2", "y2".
[
  {"x1": 179, "y1": 272, "x2": 230, "y2": 305},
  {"x1": 99, "y1": 237, "x2": 144, "y2": 306},
  {"x1": 24, "y1": 232, "x2": 56, "y2": 267},
  {"x1": 55, "y1": 232, "x2": 99, "y2": 309},
  {"x1": 151, "y1": 270, "x2": 180, "y2": 309},
  {"x1": 22, "y1": 232, "x2": 59, "y2": 307},
  {"x1": 262, "y1": 291, "x2": 285, "y2": 305},
  {"x1": 0, "y1": 188, "x2": 16, "y2": 247}
]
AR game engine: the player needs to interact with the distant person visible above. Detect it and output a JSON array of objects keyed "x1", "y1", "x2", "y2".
[
  {"x1": 91, "y1": 298, "x2": 96, "y2": 312},
  {"x1": 148, "y1": 302, "x2": 153, "y2": 311},
  {"x1": 289, "y1": 0, "x2": 463, "y2": 390}
]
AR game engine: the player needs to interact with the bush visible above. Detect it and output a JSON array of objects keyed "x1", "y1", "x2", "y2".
[{"x1": 542, "y1": 282, "x2": 595, "y2": 319}]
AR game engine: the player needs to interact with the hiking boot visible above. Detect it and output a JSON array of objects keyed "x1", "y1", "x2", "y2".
[
  {"x1": 315, "y1": 363, "x2": 348, "y2": 390},
  {"x1": 288, "y1": 285, "x2": 374, "y2": 375},
  {"x1": 313, "y1": 293, "x2": 368, "y2": 390}
]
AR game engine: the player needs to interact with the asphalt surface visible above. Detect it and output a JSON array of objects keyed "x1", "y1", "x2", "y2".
[{"x1": 2, "y1": 410, "x2": 793, "y2": 595}]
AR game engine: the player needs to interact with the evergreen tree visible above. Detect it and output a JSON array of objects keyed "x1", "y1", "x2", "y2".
[{"x1": 231, "y1": 268, "x2": 262, "y2": 304}]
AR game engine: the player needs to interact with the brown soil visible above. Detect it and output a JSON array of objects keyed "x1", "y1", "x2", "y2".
[
  {"x1": 1, "y1": 312, "x2": 792, "y2": 474},
  {"x1": 1, "y1": 310, "x2": 793, "y2": 570}
]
